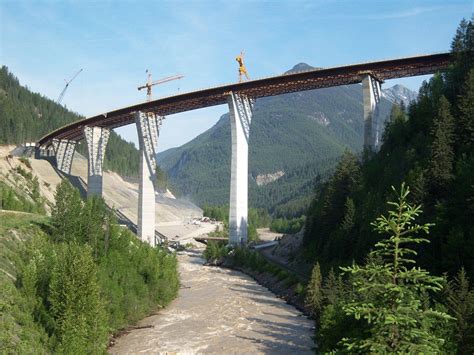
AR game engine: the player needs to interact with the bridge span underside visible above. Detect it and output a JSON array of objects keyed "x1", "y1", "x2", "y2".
[{"x1": 37, "y1": 52, "x2": 452, "y2": 246}]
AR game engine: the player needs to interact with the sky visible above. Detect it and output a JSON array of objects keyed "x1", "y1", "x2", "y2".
[{"x1": 0, "y1": 0, "x2": 472, "y2": 152}]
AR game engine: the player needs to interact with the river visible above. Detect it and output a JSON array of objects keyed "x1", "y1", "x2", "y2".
[{"x1": 110, "y1": 249, "x2": 315, "y2": 354}]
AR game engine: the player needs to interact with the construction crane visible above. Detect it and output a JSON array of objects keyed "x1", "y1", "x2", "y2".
[
  {"x1": 236, "y1": 51, "x2": 250, "y2": 83},
  {"x1": 57, "y1": 68, "x2": 83, "y2": 104},
  {"x1": 138, "y1": 71, "x2": 184, "y2": 102}
]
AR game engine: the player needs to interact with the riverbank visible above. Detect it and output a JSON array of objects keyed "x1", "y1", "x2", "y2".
[{"x1": 109, "y1": 249, "x2": 315, "y2": 354}]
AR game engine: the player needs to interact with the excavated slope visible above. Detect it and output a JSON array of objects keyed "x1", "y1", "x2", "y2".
[{"x1": 0, "y1": 145, "x2": 202, "y2": 224}]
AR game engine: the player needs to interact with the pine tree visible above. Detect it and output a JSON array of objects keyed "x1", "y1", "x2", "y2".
[
  {"x1": 340, "y1": 183, "x2": 453, "y2": 353},
  {"x1": 445, "y1": 268, "x2": 474, "y2": 354},
  {"x1": 51, "y1": 180, "x2": 84, "y2": 243},
  {"x1": 341, "y1": 197, "x2": 355, "y2": 232},
  {"x1": 322, "y1": 267, "x2": 341, "y2": 305},
  {"x1": 457, "y1": 69, "x2": 474, "y2": 152},
  {"x1": 429, "y1": 96, "x2": 455, "y2": 190},
  {"x1": 49, "y1": 243, "x2": 108, "y2": 353},
  {"x1": 305, "y1": 262, "x2": 323, "y2": 321}
]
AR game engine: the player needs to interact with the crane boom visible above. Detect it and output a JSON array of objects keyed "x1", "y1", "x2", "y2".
[
  {"x1": 138, "y1": 71, "x2": 184, "y2": 102},
  {"x1": 57, "y1": 68, "x2": 83, "y2": 104}
]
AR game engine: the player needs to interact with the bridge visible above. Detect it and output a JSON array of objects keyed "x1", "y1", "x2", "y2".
[{"x1": 37, "y1": 52, "x2": 453, "y2": 246}]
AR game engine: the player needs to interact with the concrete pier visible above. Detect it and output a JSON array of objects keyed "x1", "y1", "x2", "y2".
[
  {"x1": 135, "y1": 111, "x2": 162, "y2": 246},
  {"x1": 52, "y1": 139, "x2": 76, "y2": 175},
  {"x1": 84, "y1": 126, "x2": 110, "y2": 197},
  {"x1": 227, "y1": 92, "x2": 254, "y2": 246},
  {"x1": 362, "y1": 74, "x2": 382, "y2": 150}
]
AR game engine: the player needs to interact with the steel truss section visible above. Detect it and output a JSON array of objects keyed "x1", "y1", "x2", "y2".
[
  {"x1": 38, "y1": 53, "x2": 452, "y2": 146},
  {"x1": 135, "y1": 112, "x2": 163, "y2": 179},
  {"x1": 52, "y1": 139, "x2": 76, "y2": 174},
  {"x1": 84, "y1": 126, "x2": 110, "y2": 177}
]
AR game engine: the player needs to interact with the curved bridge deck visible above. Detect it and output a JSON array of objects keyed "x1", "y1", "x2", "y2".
[{"x1": 38, "y1": 52, "x2": 451, "y2": 146}]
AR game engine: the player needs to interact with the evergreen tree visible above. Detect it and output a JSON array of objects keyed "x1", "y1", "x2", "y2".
[
  {"x1": 341, "y1": 197, "x2": 355, "y2": 232},
  {"x1": 340, "y1": 184, "x2": 453, "y2": 353},
  {"x1": 305, "y1": 262, "x2": 323, "y2": 321},
  {"x1": 49, "y1": 243, "x2": 108, "y2": 354},
  {"x1": 429, "y1": 96, "x2": 455, "y2": 190},
  {"x1": 445, "y1": 268, "x2": 474, "y2": 353},
  {"x1": 51, "y1": 180, "x2": 84, "y2": 243},
  {"x1": 457, "y1": 69, "x2": 474, "y2": 152}
]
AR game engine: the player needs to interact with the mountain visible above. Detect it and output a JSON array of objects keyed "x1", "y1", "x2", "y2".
[
  {"x1": 382, "y1": 84, "x2": 418, "y2": 106},
  {"x1": 157, "y1": 63, "x2": 417, "y2": 214}
]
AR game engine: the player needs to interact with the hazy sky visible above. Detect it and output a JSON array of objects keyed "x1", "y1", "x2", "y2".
[{"x1": 0, "y1": 0, "x2": 472, "y2": 151}]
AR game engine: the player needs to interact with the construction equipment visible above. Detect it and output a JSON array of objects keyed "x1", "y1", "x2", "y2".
[
  {"x1": 138, "y1": 71, "x2": 184, "y2": 102},
  {"x1": 57, "y1": 68, "x2": 83, "y2": 104},
  {"x1": 236, "y1": 51, "x2": 250, "y2": 83}
]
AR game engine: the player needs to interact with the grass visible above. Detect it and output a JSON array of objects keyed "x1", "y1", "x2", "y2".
[{"x1": 0, "y1": 211, "x2": 50, "y2": 279}]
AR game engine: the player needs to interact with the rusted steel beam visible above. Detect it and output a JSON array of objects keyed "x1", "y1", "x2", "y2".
[{"x1": 38, "y1": 52, "x2": 452, "y2": 147}]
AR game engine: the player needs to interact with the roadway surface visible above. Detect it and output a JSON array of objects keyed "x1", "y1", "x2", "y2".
[{"x1": 39, "y1": 52, "x2": 451, "y2": 146}]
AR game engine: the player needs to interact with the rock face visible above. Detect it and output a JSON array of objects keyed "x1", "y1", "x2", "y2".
[
  {"x1": 255, "y1": 170, "x2": 285, "y2": 186},
  {"x1": 383, "y1": 84, "x2": 418, "y2": 106}
]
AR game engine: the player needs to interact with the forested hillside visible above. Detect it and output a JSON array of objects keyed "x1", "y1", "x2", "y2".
[
  {"x1": 0, "y1": 67, "x2": 140, "y2": 177},
  {"x1": 158, "y1": 66, "x2": 407, "y2": 213},
  {"x1": 304, "y1": 18, "x2": 474, "y2": 279},
  {"x1": 1, "y1": 181, "x2": 179, "y2": 353}
]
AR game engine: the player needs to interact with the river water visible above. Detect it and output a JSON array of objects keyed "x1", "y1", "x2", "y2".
[{"x1": 110, "y1": 250, "x2": 315, "y2": 354}]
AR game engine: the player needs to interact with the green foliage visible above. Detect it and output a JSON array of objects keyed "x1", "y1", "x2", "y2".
[
  {"x1": 0, "y1": 181, "x2": 44, "y2": 214},
  {"x1": 429, "y1": 96, "x2": 455, "y2": 189},
  {"x1": 339, "y1": 184, "x2": 453, "y2": 353},
  {"x1": 157, "y1": 74, "x2": 394, "y2": 211},
  {"x1": 0, "y1": 66, "x2": 140, "y2": 177},
  {"x1": 305, "y1": 262, "x2": 322, "y2": 319},
  {"x1": 203, "y1": 241, "x2": 229, "y2": 262},
  {"x1": 445, "y1": 268, "x2": 474, "y2": 353},
  {"x1": 229, "y1": 247, "x2": 300, "y2": 289},
  {"x1": 303, "y1": 18, "x2": 474, "y2": 280},
  {"x1": 0, "y1": 213, "x2": 50, "y2": 353},
  {"x1": 51, "y1": 180, "x2": 84, "y2": 243},
  {"x1": 1, "y1": 180, "x2": 179, "y2": 353},
  {"x1": 270, "y1": 216, "x2": 305, "y2": 234},
  {"x1": 304, "y1": 150, "x2": 361, "y2": 267},
  {"x1": 457, "y1": 69, "x2": 474, "y2": 152},
  {"x1": 49, "y1": 242, "x2": 108, "y2": 353},
  {"x1": 203, "y1": 205, "x2": 270, "y2": 242}
]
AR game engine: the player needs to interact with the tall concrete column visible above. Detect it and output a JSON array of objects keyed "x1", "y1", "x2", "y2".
[
  {"x1": 362, "y1": 75, "x2": 382, "y2": 150},
  {"x1": 135, "y1": 111, "x2": 162, "y2": 246},
  {"x1": 227, "y1": 92, "x2": 254, "y2": 246},
  {"x1": 52, "y1": 139, "x2": 76, "y2": 174},
  {"x1": 84, "y1": 126, "x2": 110, "y2": 197}
]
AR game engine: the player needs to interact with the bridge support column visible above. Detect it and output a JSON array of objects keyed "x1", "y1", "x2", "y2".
[
  {"x1": 227, "y1": 92, "x2": 254, "y2": 246},
  {"x1": 362, "y1": 75, "x2": 382, "y2": 151},
  {"x1": 135, "y1": 111, "x2": 162, "y2": 246},
  {"x1": 84, "y1": 126, "x2": 110, "y2": 198},
  {"x1": 52, "y1": 139, "x2": 76, "y2": 174}
]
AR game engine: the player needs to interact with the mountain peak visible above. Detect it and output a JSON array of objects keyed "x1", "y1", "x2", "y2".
[
  {"x1": 382, "y1": 84, "x2": 418, "y2": 106},
  {"x1": 285, "y1": 63, "x2": 322, "y2": 74}
]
